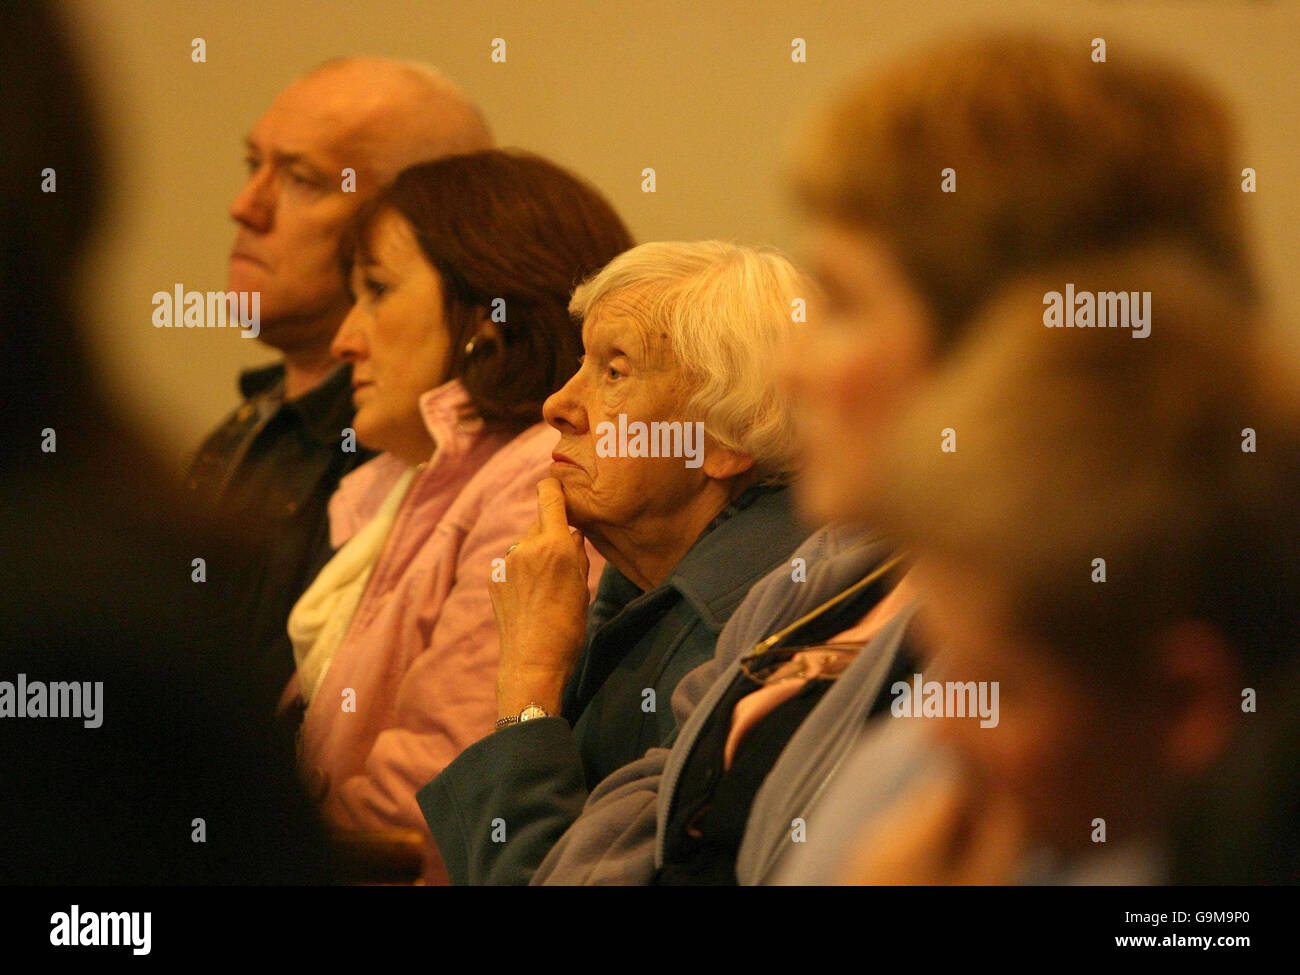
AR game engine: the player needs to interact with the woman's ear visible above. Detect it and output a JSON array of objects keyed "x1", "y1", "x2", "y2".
[
  {"x1": 701, "y1": 442, "x2": 757, "y2": 482},
  {"x1": 475, "y1": 304, "x2": 501, "y2": 343},
  {"x1": 463, "y1": 314, "x2": 501, "y2": 357}
]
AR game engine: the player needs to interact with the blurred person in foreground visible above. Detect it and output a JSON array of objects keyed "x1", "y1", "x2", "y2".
[
  {"x1": 835, "y1": 247, "x2": 1299, "y2": 885},
  {"x1": 0, "y1": 0, "x2": 329, "y2": 884}
]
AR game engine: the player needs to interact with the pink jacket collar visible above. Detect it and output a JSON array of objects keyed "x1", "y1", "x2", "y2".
[{"x1": 327, "y1": 379, "x2": 499, "y2": 548}]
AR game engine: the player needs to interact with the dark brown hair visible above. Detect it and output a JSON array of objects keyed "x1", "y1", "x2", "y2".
[
  {"x1": 795, "y1": 33, "x2": 1258, "y2": 352},
  {"x1": 343, "y1": 150, "x2": 634, "y2": 433}
]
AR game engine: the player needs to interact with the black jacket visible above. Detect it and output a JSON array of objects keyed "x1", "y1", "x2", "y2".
[{"x1": 186, "y1": 362, "x2": 375, "y2": 716}]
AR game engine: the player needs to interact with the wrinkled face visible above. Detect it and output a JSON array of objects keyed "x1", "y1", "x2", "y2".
[
  {"x1": 908, "y1": 558, "x2": 1158, "y2": 856},
  {"x1": 228, "y1": 74, "x2": 380, "y2": 352},
  {"x1": 331, "y1": 210, "x2": 453, "y2": 462},
  {"x1": 543, "y1": 295, "x2": 712, "y2": 534},
  {"x1": 785, "y1": 220, "x2": 935, "y2": 525}
]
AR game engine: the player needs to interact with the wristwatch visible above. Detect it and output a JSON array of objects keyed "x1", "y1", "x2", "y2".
[{"x1": 495, "y1": 703, "x2": 551, "y2": 730}]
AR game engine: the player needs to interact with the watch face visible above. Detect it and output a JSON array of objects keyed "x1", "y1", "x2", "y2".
[{"x1": 519, "y1": 705, "x2": 548, "y2": 722}]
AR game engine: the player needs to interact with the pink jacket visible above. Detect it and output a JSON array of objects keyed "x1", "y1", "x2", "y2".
[{"x1": 286, "y1": 379, "x2": 602, "y2": 882}]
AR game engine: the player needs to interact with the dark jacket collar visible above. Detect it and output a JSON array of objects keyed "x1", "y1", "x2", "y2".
[
  {"x1": 237, "y1": 361, "x2": 286, "y2": 400},
  {"x1": 666, "y1": 484, "x2": 802, "y2": 631},
  {"x1": 589, "y1": 484, "x2": 804, "y2": 636},
  {"x1": 237, "y1": 361, "x2": 355, "y2": 446}
]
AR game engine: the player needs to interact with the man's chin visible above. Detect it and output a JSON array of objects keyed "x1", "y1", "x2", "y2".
[
  {"x1": 226, "y1": 295, "x2": 295, "y2": 350},
  {"x1": 227, "y1": 261, "x2": 267, "y2": 293}
]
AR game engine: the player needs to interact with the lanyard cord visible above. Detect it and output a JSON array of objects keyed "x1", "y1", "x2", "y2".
[{"x1": 741, "y1": 551, "x2": 909, "y2": 661}]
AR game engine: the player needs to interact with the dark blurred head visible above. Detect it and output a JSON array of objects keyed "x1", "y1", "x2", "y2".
[
  {"x1": 870, "y1": 244, "x2": 1299, "y2": 857},
  {"x1": 332, "y1": 150, "x2": 633, "y2": 461},
  {"x1": 785, "y1": 32, "x2": 1258, "y2": 524},
  {"x1": 1, "y1": 1, "x2": 104, "y2": 443},
  {"x1": 0, "y1": 0, "x2": 333, "y2": 884}
]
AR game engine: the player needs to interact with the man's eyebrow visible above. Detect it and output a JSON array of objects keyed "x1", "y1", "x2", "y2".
[{"x1": 241, "y1": 138, "x2": 328, "y2": 173}]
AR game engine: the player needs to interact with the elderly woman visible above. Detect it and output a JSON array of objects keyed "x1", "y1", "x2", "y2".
[
  {"x1": 528, "y1": 33, "x2": 1259, "y2": 885},
  {"x1": 418, "y1": 241, "x2": 810, "y2": 883},
  {"x1": 281, "y1": 150, "x2": 632, "y2": 882}
]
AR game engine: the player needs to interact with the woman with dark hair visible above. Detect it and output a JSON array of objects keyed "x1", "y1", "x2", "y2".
[{"x1": 281, "y1": 150, "x2": 633, "y2": 882}]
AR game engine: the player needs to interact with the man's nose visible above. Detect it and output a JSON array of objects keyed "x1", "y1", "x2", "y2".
[{"x1": 229, "y1": 165, "x2": 275, "y2": 232}]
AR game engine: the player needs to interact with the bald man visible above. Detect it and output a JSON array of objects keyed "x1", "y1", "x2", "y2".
[{"x1": 187, "y1": 59, "x2": 493, "y2": 717}]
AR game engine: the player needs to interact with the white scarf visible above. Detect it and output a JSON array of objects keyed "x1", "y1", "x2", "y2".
[{"x1": 288, "y1": 466, "x2": 416, "y2": 706}]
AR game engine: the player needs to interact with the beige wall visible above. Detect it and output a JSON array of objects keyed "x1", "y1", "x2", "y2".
[{"x1": 61, "y1": 0, "x2": 1300, "y2": 470}]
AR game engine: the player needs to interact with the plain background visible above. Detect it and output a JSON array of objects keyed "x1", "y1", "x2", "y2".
[{"x1": 60, "y1": 0, "x2": 1300, "y2": 469}]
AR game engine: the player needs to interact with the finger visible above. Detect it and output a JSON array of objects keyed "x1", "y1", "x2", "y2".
[
  {"x1": 570, "y1": 527, "x2": 590, "y2": 572},
  {"x1": 487, "y1": 581, "x2": 506, "y2": 622},
  {"x1": 536, "y1": 477, "x2": 570, "y2": 533}
]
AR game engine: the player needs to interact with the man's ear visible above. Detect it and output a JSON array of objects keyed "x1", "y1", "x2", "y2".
[{"x1": 1155, "y1": 620, "x2": 1241, "y2": 773}]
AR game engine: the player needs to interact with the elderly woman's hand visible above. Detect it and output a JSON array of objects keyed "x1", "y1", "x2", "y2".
[{"x1": 490, "y1": 477, "x2": 592, "y2": 720}]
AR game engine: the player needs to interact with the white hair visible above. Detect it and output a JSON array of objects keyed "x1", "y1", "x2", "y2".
[{"x1": 570, "y1": 240, "x2": 806, "y2": 484}]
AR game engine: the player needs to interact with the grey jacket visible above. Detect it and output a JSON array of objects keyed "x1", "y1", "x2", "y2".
[
  {"x1": 776, "y1": 719, "x2": 1169, "y2": 885},
  {"x1": 534, "y1": 522, "x2": 912, "y2": 884}
]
